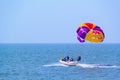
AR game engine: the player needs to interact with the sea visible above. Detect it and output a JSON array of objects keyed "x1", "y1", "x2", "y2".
[{"x1": 0, "y1": 43, "x2": 120, "y2": 80}]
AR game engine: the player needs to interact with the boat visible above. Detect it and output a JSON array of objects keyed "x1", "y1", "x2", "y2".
[
  {"x1": 59, "y1": 56, "x2": 81, "y2": 66},
  {"x1": 59, "y1": 60, "x2": 78, "y2": 66}
]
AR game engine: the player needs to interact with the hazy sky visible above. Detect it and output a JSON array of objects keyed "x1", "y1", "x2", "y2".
[{"x1": 0, "y1": 0, "x2": 120, "y2": 43}]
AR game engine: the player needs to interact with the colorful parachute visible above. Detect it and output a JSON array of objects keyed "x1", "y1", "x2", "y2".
[{"x1": 76, "y1": 22, "x2": 105, "y2": 43}]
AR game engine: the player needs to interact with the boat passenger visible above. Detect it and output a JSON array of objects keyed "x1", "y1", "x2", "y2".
[
  {"x1": 70, "y1": 58, "x2": 74, "y2": 61},
  {"x1": 63, "y1": 56, "x2": 69, "y2": 61},
  {"x1": 77, "y1": 56, "x2": 81, "y2": 61},
  {"x1": 63, "y1": 57, "x2": 67, "y2": 61},
  {"x1": 66, "y1": 56, "x2": 69, "y2": 61}
]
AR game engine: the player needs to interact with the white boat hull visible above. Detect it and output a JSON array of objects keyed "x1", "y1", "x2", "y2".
[{"x1": 59, "y1": 60, "x2": 78, "y2": 66}]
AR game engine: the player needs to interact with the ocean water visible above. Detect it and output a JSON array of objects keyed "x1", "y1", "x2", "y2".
[{"x1": 0, "y1": 43, "x2": 120, "y2": 80}]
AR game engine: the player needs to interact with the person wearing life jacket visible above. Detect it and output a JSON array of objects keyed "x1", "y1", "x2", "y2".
[
  {"x1": 62, "y1": 56, "x2": 69, "y2": 61},
  {"x1": 66, "y1": 56, "x2": 69, "y2": 61}
]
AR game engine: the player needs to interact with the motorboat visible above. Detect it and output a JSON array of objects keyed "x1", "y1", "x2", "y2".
[
  {"x1": 59, "y1": 60, "x2": 78, "y2": 66},
  {"x1": 59, "y1": 56, "x2": 81, "y2": 66}
]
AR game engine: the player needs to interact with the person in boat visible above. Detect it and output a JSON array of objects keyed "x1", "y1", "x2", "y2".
[
  {"x1": 61, "y1": 56, "x2": 81, "y2": 61},
  {"x1": 77, "y1": 56, "x2": 81, "y2": 61},
  {"x1": 65, "y1": 56, "x2": 69, "y2": 61},
  {"x1": 62, "y1": 58, "x2": 66, "y2": 61},
  {"x1": 66, "y1": 56, "x2": 69, "y2": 61},
  {"x1": 62, "y1": 56, "x2": 70, "y2": 61},
  {"x1": 70, "y1": 58, "x2": 74, "y2": 61}
]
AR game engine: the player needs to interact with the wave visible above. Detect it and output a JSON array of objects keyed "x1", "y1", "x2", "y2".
[{"x1": 43, "y1": 63, "x2": 120, "y2": 69}]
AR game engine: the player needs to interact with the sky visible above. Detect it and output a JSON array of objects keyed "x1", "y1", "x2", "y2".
[{"x1": 0, "y1": 0, "x2": 120, "y2": 43}]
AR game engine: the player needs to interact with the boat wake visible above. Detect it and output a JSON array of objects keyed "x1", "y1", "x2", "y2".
[
  {"x1": 77, "y1": 63, "x2": 120, "y2": 69},
  {"x1": 43, "y1": 63, "x2": 68, "y2": 67},
  {"x1": 43, "y1": 63, "x2": 120, "y2": 69}
]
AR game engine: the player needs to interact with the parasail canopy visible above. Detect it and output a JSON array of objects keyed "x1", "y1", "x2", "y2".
[{"x1": 76, "y1": 22, "x2": 105, "y2": 43}]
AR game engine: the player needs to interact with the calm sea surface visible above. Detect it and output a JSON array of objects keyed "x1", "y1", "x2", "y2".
[{"x1": 0, "y1": 44, "x2": 120, "y2": 80}]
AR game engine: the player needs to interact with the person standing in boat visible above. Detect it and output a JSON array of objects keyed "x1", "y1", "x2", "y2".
[{"x1": 77, "y1": 56, "x2": 81, "y2": 61}]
